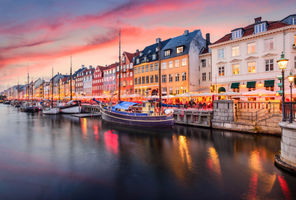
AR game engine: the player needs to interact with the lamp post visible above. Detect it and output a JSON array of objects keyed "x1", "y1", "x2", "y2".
[
  {"x1": 277, "y1": 52, "x2": 289, "y2": 121},
  {"x1": 288, "y1": 72, "x2": 294, "y2": 123}
]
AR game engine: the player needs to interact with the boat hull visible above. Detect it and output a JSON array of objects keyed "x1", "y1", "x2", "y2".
[
  {"x1": 60, "y1": 105, "x2": 81, "y2": 114},
  {"x1": 43, "y1": 108, "x2": 60, "y2": 115},
  {"x1": 100, "y1": 107, "x2": 174, "y2": 127}
]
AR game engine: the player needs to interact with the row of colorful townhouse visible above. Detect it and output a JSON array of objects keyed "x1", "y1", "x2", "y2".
[{"x1": 2, "y1": 14, "x2": 296, "y2": 101}]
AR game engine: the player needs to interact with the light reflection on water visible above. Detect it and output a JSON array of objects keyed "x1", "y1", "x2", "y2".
[{"x1": 0, "y1": 104, "x2": 295, "y2": 200}]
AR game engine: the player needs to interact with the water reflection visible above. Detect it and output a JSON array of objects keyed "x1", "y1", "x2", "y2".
[{"x1": 0, "y1": 105, "x2": 295, "y2": 200}]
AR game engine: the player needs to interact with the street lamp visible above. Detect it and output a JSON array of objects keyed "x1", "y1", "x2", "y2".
[
  {"x1": 288, "y1": 72, "x2": 294, "y2": 123},
  {"x1": 277, "y1": 52, "x2": 289, "y2": 121}
]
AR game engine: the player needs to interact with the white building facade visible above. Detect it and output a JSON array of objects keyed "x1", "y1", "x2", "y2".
[{"x1": 210, "y1": 15, "x2": 296, "y2": 100}]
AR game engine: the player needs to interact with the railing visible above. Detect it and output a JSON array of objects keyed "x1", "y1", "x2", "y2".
[
  {"x1": 237, "y1": 101, "x2": 280, "y2": 112},
  {"x1": 283, "y1": 102, "x2": 296, "y2": 122}
]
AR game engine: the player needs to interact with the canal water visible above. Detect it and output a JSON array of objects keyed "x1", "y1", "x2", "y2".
[{"x1": 0, "y1": 104, "x2": 295, "y2": 200}]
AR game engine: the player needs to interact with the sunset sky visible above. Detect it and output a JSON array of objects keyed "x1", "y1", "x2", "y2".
[{"x1": 0, "y1": 0, "x2": 295, "y2": 91}]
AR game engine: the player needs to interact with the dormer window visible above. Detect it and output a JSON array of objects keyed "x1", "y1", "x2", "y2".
[
  {"x1": 292, "y1": 17, "x2": 296, "y2": 25},
  {"x1": 254, "y1": 22, "x2": 267, "y2": 34},
  {"x1": 156, "y1": 47, "x2": 159, "y2": 52},
  {"x1": 164, "y1": 50, "x2": 171, "y2": 57},
  {"x1": 232, "y1": 29, "x2": 243, "y2": 40},
  {"x1": 140, "y1": 52, "x2": 143, "y2": 57},
  {"x1": 152, "y1": 54, "x2": 157, "y2": 60},
  {"x1": 136, "y1": 58, "x2": 140, "y2": 64},
  {"x1": 176, "y1": 46, "x2": 184, "y2": 54}
]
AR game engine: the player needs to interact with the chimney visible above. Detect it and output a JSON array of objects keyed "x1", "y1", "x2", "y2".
[
  {"x1": 156, "y1": 38, "x2": 161, "y2": 43},
  {"x1": 184, "y1": 30, "x2": 189, "y2": 35},
  {"x1": 254, "y1": 17, "x2": 262, "y2": 23},
  {"x1": 206, "y1": 33, "x2": 210, "y2": 46}
]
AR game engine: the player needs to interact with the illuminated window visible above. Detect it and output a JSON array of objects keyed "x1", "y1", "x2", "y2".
[
  {"x1": 175, "y1": 60, "x2": 179, "y2": 68},
  {"x1": 182, "y1": 58, "x2": 187, "y2": 66},
  {"x1": 248, "y1": 62, "x2": 256, "y2": 73},
  {"x1": 175, "y1": 87, "x2": 179, "y2": 94},
  {"x1": 294, "y1": 35, "x2": 296, "y2": 46},
  {"x1": 265, "y1": 59, "x2": 274, "y2": 71},
  {"x1": 169, "y1": 87, "x2": 173, "y2": 95},
  {"x1": 247, "y1": 42, "x2": 256, "y2": 54},
  {"x1": 169, "y1": 61, "x2": 173, "y2": 68},
  {"x1": 218, "y1": 66, "x2": 225, "y2": 76},
  {"x1": 232, "y1": 46, "x2": 239, "y2": 57},
  {"x1": 264, "y1": 39, "x2": 274, "y2": 50},
  {"x1": 232, "y1": 64, "x2": 240, "y2": 75},
  {"x1": 176, "y1": 46, "x2": 184, "y2": 54},
  {"x1": 164, "y1": 50, "x2": 171, "y2": 57}
]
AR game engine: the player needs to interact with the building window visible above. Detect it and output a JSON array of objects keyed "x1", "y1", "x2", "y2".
[
  {"x1": 232, "y1": 88, "x2": 240, "y2": 93},
  {"x1": 232, "y1": 46, "x2": 239, "y2": 57},
  {"x1": 146, "y1": 76, "x2": 149, "y2": 84},
  {"x1": 169, "y1": 74, "x2": 173, "y2": 82},
  {"x1": 162, "y1": 75, "x2": 167, "y2": 83},
  {"x1": 134, "y1": 68, "x2": 137, "y2": 74},
  {"x1": 176, "y1": 46, "x2": 184, "y2": 54},
  {"x1": 248, "y1": 62, "x2": 256, "y2": 73},
  {"x1": 142, "y1": 76, "x2": 145, "y2": 84},
  {"x1": 264, "y1": 38, "x2": 274, "y2": 51},
  {"x1": 209, "y1": 72, "x2": 211, "y2": 81},
  {"x1": 162, "y1": 62, "x2": 167, "y2": 69},
  {"x1": 265, "y1": 59, "x2": 274, "y2": 71},
  {"x1": 169, "y1": 87, "x2": 173, "y2": 95},
  {"x1": 162, "y1": 87, "x2": 167, "y2": 94},
  {"x1": 182, "y1": 72, "x2": 187, "y2": 81},
  {"x1": 150, "y1": 75, "x2": 154, "y2": 83},
  {"x1": 182, "y1": 58, "x2": 187, "y2": 66},
  {"x1": 138, "y1": 77, "x2": 141, "y2": 84},
  {"x1": 201, "y1": 59, "x2": 206, "y2": 68},
  {"x1": 247, "y1": 42, "x2": 256, "y2": 54},
  {"x1": 155, "y1": 75, "x2": 158, "y2": 83},
  {"x1": 175, "y1": 73, "x2": 180, "y2": 82},
  {"x1": 130, "y1": 72, "x2": 133, "y2": 76},
  {"x1": 232, "y1": 64, "x2": 240, "y2": 75},
  {"x1": 232, "y1": 29, "x2": 243, "y2": 39},
  {"x1": 164, "y1": 50, "x2": 171, "y2": 57},
  {"x1": 135, "y1": 89, "x2": 137, "y2": 94},
  {"x1": 218, "y1": 66, "x2": 225, "y2": 76},
  {"x1": 254, "y1": 22, "x2": 267, "y2": 34},
  {"x1": 218, "y1": 49, "x2": 224, "y2": 59},
  {"x1": 145, "y1": 65, "x2": 149, "y2": 72},
  {"x1": 155, "y1": 63, "x2": 159, "y2": 71},
  {"x1": 141, "y1": 66, "x2": 145, "y2": 73},
  {"x1": 294, "y1": 56, "x2": 296, "y2": 69},
  {"x1": 150, "y1": 64, "x2": 153, "y2": 72},
  {"x1": 292, "y1": 17, "x2": 296, "y2": 25},
  {"x1": 169, "y1": 61, "x2": 173, "y2": 68},
  {"x1": 152, "y1": 54, "x2": 156, "y2": 60},
  {"x1": 175, "y1": 60, "x2": 179, "y2": 68},
  {"x1": 136, "y1": 58, "x2": 140, "y2": 64},
  {"x1": 175, "y1": 87, "x2": 179, "y2": 94},
  {"x1": 202, "y1": 73, "x2": 206, "y2": 81}
]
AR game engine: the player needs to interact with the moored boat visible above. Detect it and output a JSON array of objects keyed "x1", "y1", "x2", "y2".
[
  {"x1": 43, "y1": 107, "x2": 60, "y2": 115},
  {"x1": 100, "y1": 101, "x2": 174, "y2": 127},
  {"x1": 59, "y1": 100, "x2": 81, "y2": 114}
]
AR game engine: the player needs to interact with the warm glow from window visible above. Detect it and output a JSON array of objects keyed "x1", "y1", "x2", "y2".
[
  {"x1": 218, "y1": 66, "x2": 224, "y2": 76},
  {"x1": 247, "y1": 43, "x2": 256, "y2": 54},
  {"x1": 248, "y1": 62, "x2": 256, "y2": 73},
  {"x1": 232, "y1": 46, "x2": 239, "y2": 57},
  {"x1": 177, "y1": 46, "x2": 184, "y2": 54},
  {"x1": 232, "y1": 64, "x2": 240, "y2": 75}
]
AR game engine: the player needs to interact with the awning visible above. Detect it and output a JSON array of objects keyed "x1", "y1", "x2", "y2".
[
  {"x1": 218, "y1": 87, "x2": 226, "y2": 93},
  {"x1": 264, "y1": 80, "x2": 274, "y2": 87},
  {"x1": 247, "y1": 81, "x2": 256, "y2": 88},
  {"x1": 231, "y1": 82, "x2": 240, "y2": 89},
  {"x1": 112, "y1": 101, "x2": 138, "y2": 111}
]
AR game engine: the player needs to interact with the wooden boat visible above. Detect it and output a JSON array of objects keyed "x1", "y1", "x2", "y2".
[
  {"x1": 59, "y1": 100, "x2": 81, "y2": 114},
  {"x1": 43, "y1": 107, "x2": 60, "y2": 115},
  {"x1": 100, "y1": 101, "x2": 174, "y2": 127}
]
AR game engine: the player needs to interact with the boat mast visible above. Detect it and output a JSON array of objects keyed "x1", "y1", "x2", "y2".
[
  {"x1": 118, "y1": 29, "x2": 121, "y2": 102},
  {"x1": 27, "y1": 73, "x2": 29, "y2": 101},
  {"x1": 17, "y1": 81, "x2": 19, "y2": 100},
  {"x1": 51, "y1": 68, "x2": 54, "y2": 107},
  {"x1": 70, "y1": 56, "x2": 73, "y2": 100},
  {"x1": 115, "y1": 30, "x2": 121, "y2": 101},
  {"x1": 158, "y1": 40, "x2": 162, "y2": 115}
]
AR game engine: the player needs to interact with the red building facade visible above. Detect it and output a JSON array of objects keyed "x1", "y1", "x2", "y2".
[{"x1": 92, "y1": 65, "x2": 105, "y2": 97}]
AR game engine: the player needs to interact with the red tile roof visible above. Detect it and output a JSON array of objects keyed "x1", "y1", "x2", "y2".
[{"x1": 212, "y1": 21, "x2": 289, "y2": 45}]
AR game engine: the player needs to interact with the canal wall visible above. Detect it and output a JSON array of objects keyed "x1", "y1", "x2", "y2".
[
  {"x1": 212, "y1": 100, "x2": 281, "y2": 135},
  {"x1": 173, "y1": 109, "x2": 212, "y2": 127}
]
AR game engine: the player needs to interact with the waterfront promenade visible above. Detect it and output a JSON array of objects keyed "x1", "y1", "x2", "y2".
[{"x1": 0, "y1": 104, "x2": 295, "y2": 199}]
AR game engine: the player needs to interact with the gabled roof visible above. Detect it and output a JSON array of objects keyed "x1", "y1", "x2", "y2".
[
  {"x1": 134, "y1": 38, "x2": 171, "y2": 65},
  {"x1": 161, "y1": 30, "x2": 203, "y2": 59},
  {"x1": 212, "y1": 20, "x2": 289, "y2": 46},
  {"x1": 123, "y1": 51, "x2": 139, "y2": 62}
]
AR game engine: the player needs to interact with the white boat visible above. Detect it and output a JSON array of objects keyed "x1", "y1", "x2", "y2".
[
  {"x1": 43, "y1": 107, "x2": 60, "y2": 115},
  {"x1": 59, "y1": 100, "x2": 81, "y2": 114}
]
